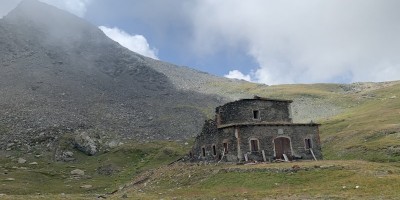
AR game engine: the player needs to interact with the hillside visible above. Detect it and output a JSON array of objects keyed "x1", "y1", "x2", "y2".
[
  {"x1": 114, "y1": 160, "x2": 400, "y2": 199},
  {"x1": 0, "y1": 0, "x2": 400, "y2": 199},
  {"x1": 1, "y1": 79, "x2": 398, "y2": 198}
]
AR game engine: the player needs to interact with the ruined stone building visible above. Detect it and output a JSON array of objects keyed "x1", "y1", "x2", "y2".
[{"x1": 190, "y1": 96, "x2": 322, "y2": 162}]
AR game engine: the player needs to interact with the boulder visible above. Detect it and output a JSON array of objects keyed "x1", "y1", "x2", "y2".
[
  {"x1": 70, "y1": 169, "x2": 85, "y2": 176},
  {"x1": 17, "y1": 158, "x2": 26, "y2": 164},
  {"x1": 63, "y1": 151, "x2": 74, "y2": 157},
  {"x1": 7, "y1": 143, "x2": 15, "y2": 148},
  {"x1": 73, "y1": 132, "x2": 98, "y2": 156},
  {"x1": 80, "y1": 185, "x2": 92, "y2": 189}
]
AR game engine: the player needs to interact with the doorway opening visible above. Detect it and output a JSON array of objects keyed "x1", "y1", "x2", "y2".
[{"x1": 274, "y1": 137, "x2": 292, "y2": 160}]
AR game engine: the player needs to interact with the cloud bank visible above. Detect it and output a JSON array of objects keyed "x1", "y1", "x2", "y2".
[
  {"x1": 0, "y1": 0, "x2": 91, "y2": 18},
  {"x1": 99, "y1": 26, "x2": 159, "y2": 59},
  {"x1": 39, "y1": 0, "x2": 92, "y2": 17},
  {"x1": 192, "y1": 0, "x2": 400, "y2": 84},
  {"x1": 3, "y1": 0, "x2": 399, "y2": 84},
  {"x1": 224, "y1": 70, "x2": 252, "y2": 82},
  {"x1": 0, "y1": 0, "x2": 20, "y2": 18}
]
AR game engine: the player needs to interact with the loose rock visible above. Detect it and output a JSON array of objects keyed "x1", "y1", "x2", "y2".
[
  {"x1": 17, "y1": 158, "x2": 26, "y2": 164},
  {"x1": 80, "y1": 185, "x2": 92, "y2": 189},
  {"x1": 70, "y1": 169, "x2": 85, "y2": 176},
  {"x1": 73, "y1": 132, "x2": 98, "y2": 156}
]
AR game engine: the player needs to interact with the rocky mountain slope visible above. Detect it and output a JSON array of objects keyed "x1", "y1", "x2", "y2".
[{"x1": 0, "y1": 0, "x2": 224, "y2": 154}]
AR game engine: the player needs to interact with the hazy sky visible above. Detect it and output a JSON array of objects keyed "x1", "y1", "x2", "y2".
[{"x1": 1, "y1": 0, "x2": 400, "y2": 84}]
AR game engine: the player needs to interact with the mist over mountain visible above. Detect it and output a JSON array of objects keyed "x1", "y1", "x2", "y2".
[{"x1": 0, "y1": 0, "x2": 228, "y2": 151}]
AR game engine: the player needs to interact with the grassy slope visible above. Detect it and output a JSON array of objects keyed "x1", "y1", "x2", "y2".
[
  {"x1": 320, "y1": 82, "x2": 400, "y2": 162},
  {"x1": 1, "y1": 81, "x2": 399, "y2": 199},
  {"x1": 114, "y1": 160, "x2": 400, "y2": 199},
  {"x1": 0, "y1": 141, "x2": 188, "y2": 198}
]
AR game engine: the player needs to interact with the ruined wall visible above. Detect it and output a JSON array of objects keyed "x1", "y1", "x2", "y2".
[
  {"x1": 191, "y1": 120, "x2": 238, "y2": 162},
  {"x1": 190, "y1": 120, "x2": 236, "y2": 162},
  {"x1": 217, "y1": 100, "x2": 292, "y2": 125}
]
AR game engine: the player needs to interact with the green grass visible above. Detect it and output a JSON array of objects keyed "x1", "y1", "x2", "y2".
[
  {"x1": 114, "y1": 160, "x2": 400, "y2": 199},
  {"x1": 3, "y1": 160, "x2": 400, "y2": 199},
  {"x1": 320, "y1": 82, "x2": 400, "y2": 161},
  {"x1": 0, "y1": 141, "x2": 188, "y2": 197}
]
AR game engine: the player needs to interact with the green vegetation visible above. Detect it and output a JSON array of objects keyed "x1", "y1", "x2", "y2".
[
  {"x1": 320, "y1": 82, "x2": 400, "y2": 162},
  {"x1": 114, "y1": 160, "x2": 400, "y2": 199},
  {"x1": 0, "y1": 141, "x2": 187, "y2": 198}
]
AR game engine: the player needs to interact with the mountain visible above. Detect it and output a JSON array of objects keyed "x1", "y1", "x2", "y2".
[
  {"x1": 1, "y1": 0, "x2": 400, "y2": 163},
  {"x1": 0, "y1": 0, "x2": 227, "y2": 153},
  {"x1": 1, "y1": 1, "x2": 400, "y2": 197}
]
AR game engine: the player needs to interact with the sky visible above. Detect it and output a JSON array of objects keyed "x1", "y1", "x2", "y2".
[{"x1": 1, "y1": 0, "x2": 400, "y2": 85}]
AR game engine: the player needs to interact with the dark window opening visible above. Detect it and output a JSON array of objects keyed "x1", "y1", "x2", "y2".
[
  {"x1": 250, "y1": 139, "x2": 259, "y2": 151},
  {"x1": 305, "y1": 139, "x2": 312, "y2": 149},
  {"x1": 212, "y1": 145, "x2": 217, "y2": 156},
  {"x1": 253, "y1": 110, "x2": 260, "y2": 119},
  {"x1": 202, "y1": 147, "x2": 206, "y2": 157},
  {"x1": 223, "y1": 142, "x2": 228, "y2": 153}
]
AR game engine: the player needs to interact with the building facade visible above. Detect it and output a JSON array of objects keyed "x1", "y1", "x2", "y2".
[{"x1": 190, "y1": 96, "x2": 322, "y2": 162}]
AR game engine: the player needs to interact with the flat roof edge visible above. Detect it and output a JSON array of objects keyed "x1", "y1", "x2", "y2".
[{"x1": 217, "y1": 122, "x2": 320, "y2": 129}]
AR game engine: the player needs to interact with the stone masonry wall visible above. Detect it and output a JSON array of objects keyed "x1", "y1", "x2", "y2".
[
  {"x1": 191, "y1": 121, "x2": 238, "y2": 162},
  {"x1": 217, "y1": 100, "x2": 292, "y2": 125},
  {"x1": 191, "y1": 122, "x2": 322, "y2": 162},
  {"x1": 236, "y1": 125, "x2": 322, "y2": 161}
]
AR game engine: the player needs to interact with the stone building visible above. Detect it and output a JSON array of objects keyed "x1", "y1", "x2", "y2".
[{"x1": 190, "y1": 96, "x2": 322, "y2": 162}]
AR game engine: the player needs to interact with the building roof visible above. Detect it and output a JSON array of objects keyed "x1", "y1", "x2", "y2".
[
  {"x1": 216, "y1": 96, "x2": 293, "y2": 111},
  {"x1": 240, "y1": 95, "x2": 293, "y2": 103},
  {"x1": 217, "y1": 122, "x2": 320, "y2": 129}
]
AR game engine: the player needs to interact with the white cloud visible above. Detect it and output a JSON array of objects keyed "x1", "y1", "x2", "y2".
[
  {"x1": 99, "y1": 26, "x2": 158, "y2": 59},
  {"x1": 39, "y1": 0, "x2": 92, "y2": 17},
  {"x1": 224, "y1": 70, "x2": 252, "y2": 82},
  {"x1": 0, "y1": 0, "x2": 21, "y2": 18},
  {"x1": 191, "y1": 0, "x2": 400, "y2": 84}
]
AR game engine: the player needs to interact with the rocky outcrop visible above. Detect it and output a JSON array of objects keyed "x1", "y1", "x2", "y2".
[{"x1": 73, "y1": 132, "x2": 99, "y2": 156}]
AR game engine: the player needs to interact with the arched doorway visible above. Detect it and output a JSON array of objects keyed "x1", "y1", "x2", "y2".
[{"x1": 274, "y1": 137, "x2": 292, "y2": 160}]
